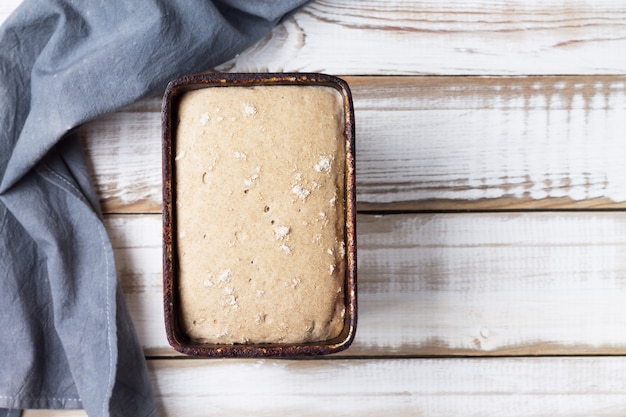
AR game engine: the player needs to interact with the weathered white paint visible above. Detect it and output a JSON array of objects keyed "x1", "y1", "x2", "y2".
[
  {"x1": 354, "y1": 77, "x2": 626, "y2": 206},
  {"x1": 216, "y1": 0, "x2": 626, "y2": 75},
  {"x1": 80, "y1": 111, "x2": 162, "y2": 211},
  {"x1": 5, "y1": 1, "x2": 626, "y2": 76},
  {"x1": 105, "y1": 215, "x2": 169, "y2": 353},
  {"x1": 81, "y1": 77, "x2": 626, "y2": 212},
  {"x1": 106, "y1": 212, "x2": 626, "y2": 356},
  {"x1": 22, "y1": 357, "x2": 626, "y2": 417}
]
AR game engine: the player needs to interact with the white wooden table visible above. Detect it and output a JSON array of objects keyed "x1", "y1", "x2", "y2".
[{"x1": 5, "y1": 1, "x2": 626, "y2": 415}]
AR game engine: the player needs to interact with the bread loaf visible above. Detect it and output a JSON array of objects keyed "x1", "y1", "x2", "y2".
[{"x1": 175, "y1": 85, "x2": 346, "y2": 344}]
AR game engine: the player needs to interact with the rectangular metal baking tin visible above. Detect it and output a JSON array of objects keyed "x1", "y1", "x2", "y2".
[{"x1": 162, "y1": 73, "x2": 357, "y2": 357}]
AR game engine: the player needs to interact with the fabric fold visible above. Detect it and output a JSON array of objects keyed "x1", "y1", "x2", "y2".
[{"x1": 0, "y1": 0, "x2": 309, "y2": 415}]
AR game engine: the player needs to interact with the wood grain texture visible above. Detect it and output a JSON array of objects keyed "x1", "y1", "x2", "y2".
[
  {"x1": 22, "y1": 357, "x2": 626, "y2": 417},
  {"x1": 80, "y1": 76, "x2": 626, "y2": 213},
  {"x1": 216, "y1": 0, "x2": 626, "y2": 75},
  {"x1": 353, "y1": 76, "x2": 626, "y2": 209},
  {"x1": 80, "y1": 109, "x2": 163, "y2": 213},
  {"x1": 4, "y1": 1, "x2": 626, "y2": 76},
  {"x1": 107, "y1": 212, "x2": 626, "y2": 357}
]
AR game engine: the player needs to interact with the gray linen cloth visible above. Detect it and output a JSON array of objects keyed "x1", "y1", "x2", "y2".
[{"x1": 0, "y1": 0, "x2": 308, "y2": 416}]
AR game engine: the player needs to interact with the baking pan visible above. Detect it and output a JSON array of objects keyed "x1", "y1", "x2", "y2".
[{"x1": 162, "y1": 73, "x2": 356, "y2": 357}]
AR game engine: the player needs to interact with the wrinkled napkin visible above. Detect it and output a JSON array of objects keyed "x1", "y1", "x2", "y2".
[{"x1": 0, "y1": 1, "x2": 308, "y2": 416}]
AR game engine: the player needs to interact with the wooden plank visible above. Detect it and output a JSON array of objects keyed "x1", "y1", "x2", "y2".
[
  {"x1": 4, "y1": 1, "x2": 626, "y2": 76},
  {"x1": 106, "y1": 212, "x2": 626, "y2": 357},
  {"x1": 80, "y1": 109, "x2": 164, "y2": 213},
  {"x1": 80, "y1": 76, "x2": 626, "y2": 213},
  {"x1": 216, "y1": 0, "x2": 626, "y2": 75},
  {"x1": 353, "y1": 76, "x2": 626, "y2": 210},
  {"x1": 22, "y1": 357, "x2": 626, "y2": 417}
]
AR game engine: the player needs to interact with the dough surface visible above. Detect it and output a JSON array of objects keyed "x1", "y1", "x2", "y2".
[{"x1": 175, "y1": 85, "x2": 346, "y2": 344}]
